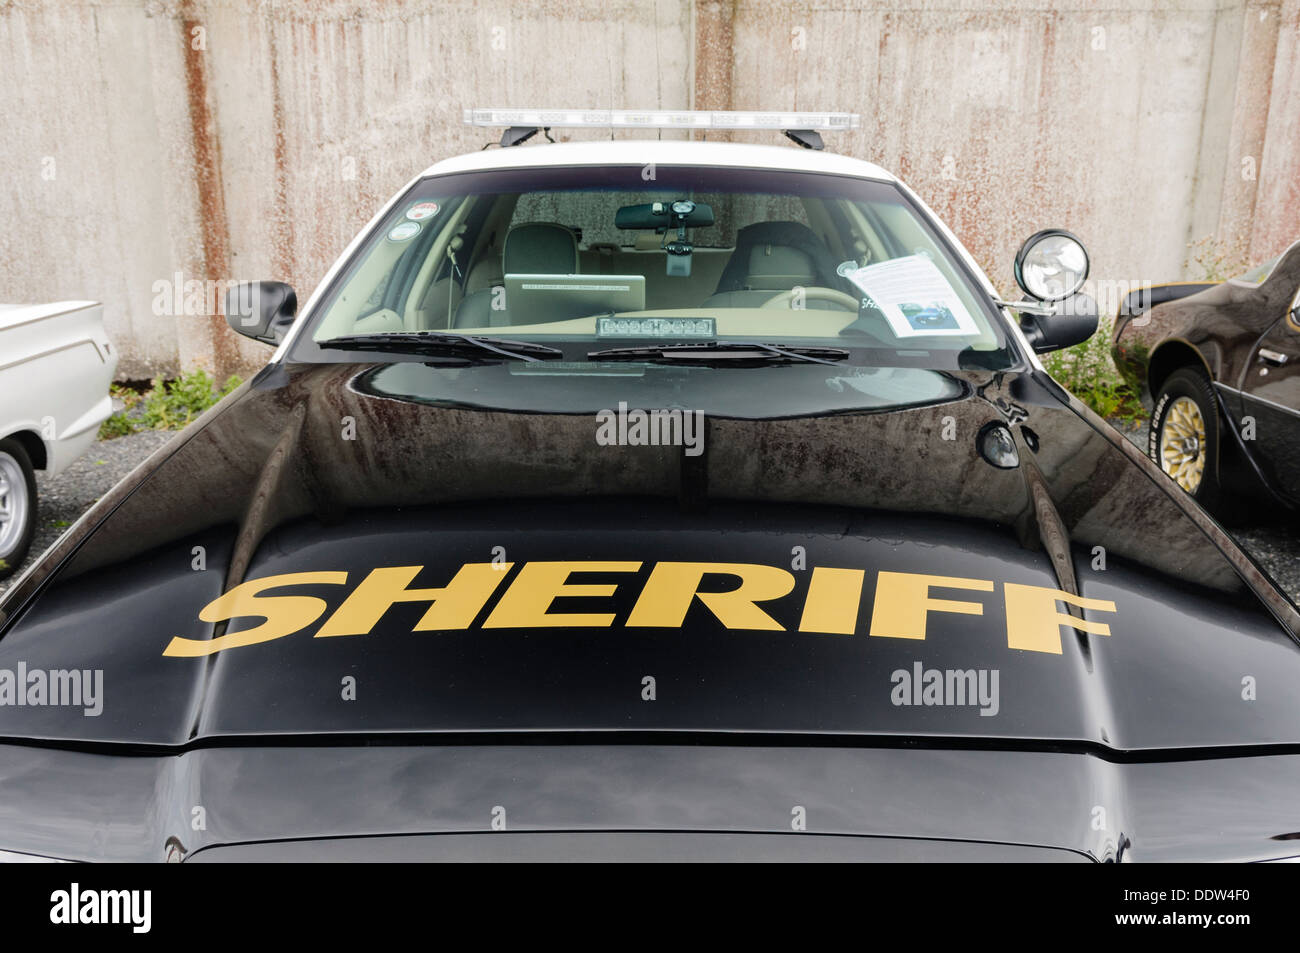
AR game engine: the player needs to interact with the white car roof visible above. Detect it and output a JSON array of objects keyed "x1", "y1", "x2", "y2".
[{"x1": 422, "y1": 139, "x2": 897, "y2": 182}]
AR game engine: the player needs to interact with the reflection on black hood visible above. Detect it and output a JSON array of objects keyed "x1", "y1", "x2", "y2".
[{"x1": 0, "y1": 360, "x2": 1295, "y2": 750}]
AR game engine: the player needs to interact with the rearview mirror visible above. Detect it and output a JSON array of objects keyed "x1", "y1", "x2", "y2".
[
  {"x1": 224, "y1": 281, "x2": 297, "y2": 345},
  {"x1": 615, "y1": 201, "x2": 715, "y2": 231},
  {"x1": 1018, "y1": 293, "x2": 1099, "y2": 353}
]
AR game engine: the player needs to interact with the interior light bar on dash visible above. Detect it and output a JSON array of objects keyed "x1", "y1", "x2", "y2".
[{"x1": 462, "y1": 109, "x2": 861, "y2": 132}]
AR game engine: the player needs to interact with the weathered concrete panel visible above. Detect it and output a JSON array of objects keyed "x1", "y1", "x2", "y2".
[
  {"x1": 725, "y1": 0, "x2": 1229, "y2": 291},
  {"x1": 204, "y1": 0, "x2": 694, "y2": 372},
  {"x1": 1254, "y1": 0, "x2": 1300, "y2": 261},
  {"x1": 0, "y1": 0, "x2": 1295, "y2": 378},
  {"x1": 0, "y1": 2, "x2": 193, "y2": 377}
]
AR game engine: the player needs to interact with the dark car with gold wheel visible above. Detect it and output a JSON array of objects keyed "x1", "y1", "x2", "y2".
[{"x1": 1112, "y1": 241, "x2": 1300, "y2": 516}]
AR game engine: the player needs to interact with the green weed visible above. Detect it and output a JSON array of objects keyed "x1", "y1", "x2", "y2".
[{"x1": 98, "y1": 370, "x2": 242, "y2": 439}]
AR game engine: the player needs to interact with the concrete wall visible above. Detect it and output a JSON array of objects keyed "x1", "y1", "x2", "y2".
[{"x1": 0, "y1": 0, "x2": 1296, "y2": 379}]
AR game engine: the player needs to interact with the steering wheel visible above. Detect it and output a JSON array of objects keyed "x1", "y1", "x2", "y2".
[{"x1": 760, "y1": 287, "x2": 861, "y2": 312}]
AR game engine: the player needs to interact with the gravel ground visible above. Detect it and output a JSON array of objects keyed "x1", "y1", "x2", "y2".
[
  {"x1": 2, "y1": 423, "x2": 1296, "y2": 604},
  {"x1": 0, "y1": 430, "x2": 174, "y2": 598}
]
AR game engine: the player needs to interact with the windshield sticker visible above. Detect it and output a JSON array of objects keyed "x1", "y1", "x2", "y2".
[
  {"x1": 405, "y1": 201, "x2": 440, "y2": 221},
  {"x1": 387, "y1": 221, "x2": 421, "y2": 242},
  {"x1": 843, "y1": 255, "x2": 981, "y2": 338},
  {"x1": 161, "y1": 560, "x2": 1118, "y2": 659}
]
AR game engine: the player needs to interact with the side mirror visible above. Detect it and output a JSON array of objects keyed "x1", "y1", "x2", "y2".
[
  {"x1": 1014, "y1": 229, "x2": 1089, "y2": 302},
  {"x1": 224, "y1": 281, "x2": 296, "y2": 345},
  {"x1": 1018, "y1": 293, "x2": 1099, "y2": 353},
  {"x1": 1010, "y1": 229, "x2": 1095, "y2": 352}
]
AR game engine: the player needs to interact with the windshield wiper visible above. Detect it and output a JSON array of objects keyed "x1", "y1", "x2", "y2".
[
  {"x1": 587, "y1": 341, "x2": 850, "y2": 366},
  {"x1": 320, "y1": 332, "x2": 563, "y2": 363}
]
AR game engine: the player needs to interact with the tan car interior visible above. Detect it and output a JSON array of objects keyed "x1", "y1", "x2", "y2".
[
  {"x1": 312, "y1": 188, "x2": 998, "y2": 351},
  {"x1": 376, "y1": 192, "x2": 871, "y2": 333}
]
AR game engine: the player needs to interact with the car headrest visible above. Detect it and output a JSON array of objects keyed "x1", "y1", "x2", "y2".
[
  {"x1": 743, "y1": 243, "x2": 818, "y2": 290},
  {"x1": 505, "y1": 222, "x2": 578, "y2": 275},
  {"x1": 714, "y1": 220, "x2": 840, "y2": 294}
]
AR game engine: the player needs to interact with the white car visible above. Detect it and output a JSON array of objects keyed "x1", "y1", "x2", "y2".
[
  {"x1": 0, "y1": 301, "x2": 117, "y2": 576},
  {"x1": 238, "y1": 110, "x2": 1101, "y2": 361}
]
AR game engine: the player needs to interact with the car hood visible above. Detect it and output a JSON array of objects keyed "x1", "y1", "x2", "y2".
[{"x1": 0, "y1": 360, "x2": 1295, "y2": 750}]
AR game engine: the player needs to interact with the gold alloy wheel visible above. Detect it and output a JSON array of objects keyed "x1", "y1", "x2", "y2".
[{"x1": 1158, "y1": 395, "x2": 1208, "y2": 492}]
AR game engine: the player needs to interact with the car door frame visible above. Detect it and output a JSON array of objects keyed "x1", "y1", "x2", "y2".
[{"x1": 1236, "y1": 287, "x2": 1300, "y2": 504}]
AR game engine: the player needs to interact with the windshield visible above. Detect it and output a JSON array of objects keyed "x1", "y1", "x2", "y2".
[{"x1": 298, "y1": 166, "x2": 1013, "y2": 369}]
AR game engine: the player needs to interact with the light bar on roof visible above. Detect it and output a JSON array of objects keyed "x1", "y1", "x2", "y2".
[{"x1": 463, "y1": 108, "x2": 860, "y2": 132}]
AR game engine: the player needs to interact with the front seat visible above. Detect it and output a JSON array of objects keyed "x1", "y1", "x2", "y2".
[
  {"x1": 454, "y1": 222, "x2": 579, "y2": 328},
  {"x1": 701, "y1": 221, "x2": 846, "y2": 309}
]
